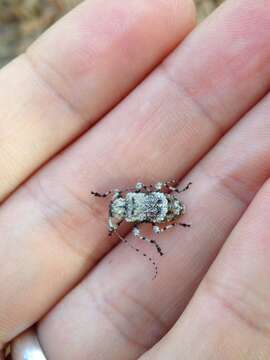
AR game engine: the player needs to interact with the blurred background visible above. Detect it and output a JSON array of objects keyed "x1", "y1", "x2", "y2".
[{"x1": 0, "y1": 0, "x2": 224, "y2": 69}]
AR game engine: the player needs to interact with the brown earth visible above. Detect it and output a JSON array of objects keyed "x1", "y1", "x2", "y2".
[{"x1": 0, "y1": 0, "x2": 224, "y2": 68}]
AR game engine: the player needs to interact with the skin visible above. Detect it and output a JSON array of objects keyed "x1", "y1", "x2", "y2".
[{"x1": 1, "y1": 0, "x2": 270, "y2": 358}]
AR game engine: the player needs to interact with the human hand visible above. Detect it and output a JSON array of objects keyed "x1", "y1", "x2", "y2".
[{"x1": 1, "y1": 0, "x2": 270, "y2": 359}]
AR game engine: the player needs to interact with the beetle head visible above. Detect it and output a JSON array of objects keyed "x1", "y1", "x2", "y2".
[
  {"x1": 111, "y1": 197, "x2": 126, "y2": 220},
  {"x1": 167, "y1": 195, "x2": 185, "y2": 221}
]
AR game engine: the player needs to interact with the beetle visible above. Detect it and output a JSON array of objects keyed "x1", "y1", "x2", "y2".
[{"x1": 91, "y1": 180, "x2": 191, "y2": 278}]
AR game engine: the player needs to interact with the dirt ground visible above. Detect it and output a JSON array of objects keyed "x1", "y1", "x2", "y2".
[{"x1": 0, "y1": 0, "x2": 224, "y2": 68}]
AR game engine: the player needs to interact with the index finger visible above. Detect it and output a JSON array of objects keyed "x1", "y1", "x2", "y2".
[{"x1": 0, "y1": 0, "x2": 195, "y2": 202}]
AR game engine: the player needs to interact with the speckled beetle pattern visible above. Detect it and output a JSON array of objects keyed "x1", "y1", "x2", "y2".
[{"x1": 91, "y1": 180, "x2": 191, "y2": 278}]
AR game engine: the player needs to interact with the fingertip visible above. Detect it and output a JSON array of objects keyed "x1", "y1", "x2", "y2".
[{"x1": 160, "y1": 0, "x2": 197, "y2": 40}]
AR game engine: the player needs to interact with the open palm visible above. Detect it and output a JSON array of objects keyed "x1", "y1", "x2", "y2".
[{"x1": 1, "y1": 0, "x2": 270, "y2": 359}]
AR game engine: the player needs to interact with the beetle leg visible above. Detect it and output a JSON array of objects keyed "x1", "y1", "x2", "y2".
[
  {"x1": 152, "y1": 223, "x2": 176, "y2": 234},
  {"x1": 91, "y1": 190, "x2": 112, "y2": 198},
  {"x1": 108, "y1": 218, "x2": 123, "y2": 236},
  {"x1": 114, "y1": 230, "x2": 158, "y2": 280},
  {"x1": 153, "y1": 222, "x2": 191, "y2": 235},
  {"x1": 108, "y1": 216, "x2": 116, "y2": 236},
  {"x1": 154, "y1": 180, "x2": 177, "y2": 191},
  {"x1": 166, "y1": 181, "x2": 192, "y2": 194},
  {"x1": 91, "y1": 188, "x2": 122, "y2": 198},
  {"x1": 178, "y1": 222, "x2": 191, "y2": 228},
  {"x1": 131, "y1": 182, "x2": 152, "y2": 192},
  {"x1": 132, "y1": 225, "x2": 164, "y2": 256},
  {"x1": 123, "y1": 182, "x2": 154, "y2": 193},
  {"x1": 154, "y1": 180, "x2": 192, "y2": 193}
]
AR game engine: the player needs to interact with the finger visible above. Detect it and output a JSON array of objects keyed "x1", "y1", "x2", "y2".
[
  {"x1": 0, "y1": 0, "x2": 196, "y2": 347},
  {"x1": 1, "y1": 0, "x2": 270, "y2": 348},
  {"x1": 37, "y1": 91, "x2": 270, "y2": 360},
  {"x1": 142, "y1": 180, "x2": 270, "y2": 360},
  {"x1": 0, "y1": 0, "x2": 195, "y2": 202}
]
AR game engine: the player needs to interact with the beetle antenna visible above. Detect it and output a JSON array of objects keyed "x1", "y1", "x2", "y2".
[{"x1": 114, "y1": 230, "x2": 158, "y2": 280}]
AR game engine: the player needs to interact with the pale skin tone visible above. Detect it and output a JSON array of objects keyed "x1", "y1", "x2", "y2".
[{"x1": 1, "y1": 0, "x2": 270, "y2": 358}]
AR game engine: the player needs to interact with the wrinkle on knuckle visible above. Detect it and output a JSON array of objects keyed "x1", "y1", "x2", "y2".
[
  {"x1": 22, "y1": 50, "x2": 86, "y2": 122},
  {"x1": 200, "y1": 161, "x2": 252, "y2": 208},
  {"x1": 87, "y1": 284, "x2": 167, "y2": 351},
  {"x1": 24, "y1": 176, "x2": 106, "y2": 260},
  {"x1": 159, "y1": 61, "x2": 226, "y2": 139},
  {"x1": 203, "y1": 273, "x2": 270, "y2": 339}
]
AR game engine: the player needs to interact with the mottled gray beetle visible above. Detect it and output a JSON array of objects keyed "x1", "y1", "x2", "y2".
[{"x1": 91, "y1": 180, "x2": 191, "y2": 278}]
